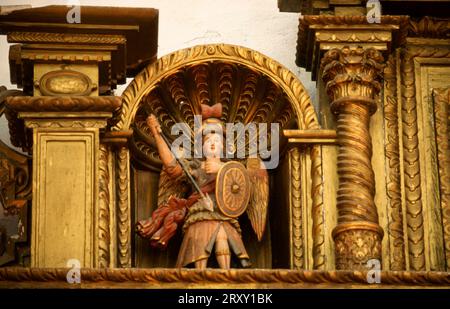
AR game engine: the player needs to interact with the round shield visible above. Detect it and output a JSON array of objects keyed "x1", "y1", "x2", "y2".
[{"x1": 215, "y1": 161, "x2": 251, "y2": 218}]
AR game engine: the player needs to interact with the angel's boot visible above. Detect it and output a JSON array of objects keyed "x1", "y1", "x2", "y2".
[
  {"x1": 240, "y1": 258, "x2": 252, "y2": 268},
  {"x1": 215, "y1": 226, "x2": 231, "y2": 269}
]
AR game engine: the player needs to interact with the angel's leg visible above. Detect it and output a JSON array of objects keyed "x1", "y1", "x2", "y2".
[
  {"x1": 215, "y1": 225, "x2": 230, "y2": 269},
  {"x1": 195, "y1": 258, "x2": 207, "y2": 269}
]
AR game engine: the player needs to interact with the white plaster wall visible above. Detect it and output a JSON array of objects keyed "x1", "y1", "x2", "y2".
[{"x1": 0, "y1": 0, "x2": 316, "y2": 150}]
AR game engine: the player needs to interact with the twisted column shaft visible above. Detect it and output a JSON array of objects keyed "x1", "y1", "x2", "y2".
[
  {"x1": 336, "y1": 102, "x2": 377, "y2": 223},
  {"x1": 321, "y1": 47, "x2": 385, "y2": 270}
]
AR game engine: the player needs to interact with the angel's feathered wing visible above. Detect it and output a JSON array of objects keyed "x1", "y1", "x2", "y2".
[
  {"x1": 157, "y1": 168, "x2": 189, "y2": 206},
  {"x1": 246, "y1": 157, "x2": 269, "y2": 241},
  {"x1": 135, "y1": 166, "x2": 189, "y2": 240}
]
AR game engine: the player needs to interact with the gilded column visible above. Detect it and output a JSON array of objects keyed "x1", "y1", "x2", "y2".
[
  {"x1": 321, "y1": 46, "x2": 385, "y2": 270},
  {"x1": 102, "y1": 131, "x2": 133, "y2": 268}
]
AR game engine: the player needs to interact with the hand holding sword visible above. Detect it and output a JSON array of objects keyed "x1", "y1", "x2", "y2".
[{"x1": 146, "y1": 114, "x2": 214, "y2": 211}]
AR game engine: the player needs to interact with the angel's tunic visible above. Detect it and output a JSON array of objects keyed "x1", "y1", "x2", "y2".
[{"x1": 165, "y1": 158, "x2": 249, "y2": 267}]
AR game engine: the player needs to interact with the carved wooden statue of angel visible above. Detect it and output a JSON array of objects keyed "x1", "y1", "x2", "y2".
[{"x1": 136, "y1": 103, "x2": 269, "y2": 269}]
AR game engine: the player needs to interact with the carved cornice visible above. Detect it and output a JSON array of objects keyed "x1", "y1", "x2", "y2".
[
  {"x1": 296, "y1": 16, "x2": 450, "y2": 77},
  {"x1": 7, "y1": 32, "x2": 127, "y2": 44},
  {"x1": 6, "y1": 96, "x2": 121, "y2": 113},
  {"x1": 298, "y1": 15, "x2": 409, "y2": 30},
  {"x1": 20, "y1": 50, "x2": 112, "y2": 62},
  {"x1": 0, "y1": 5, "x2": 158, "y2": 93},
  {"x1": 296, "y1": 15, "x2": 409, "y2": 80},
  {"x1": 0, "y1": 268, "x2": 449, "y2": 287},
  {"x1": 284, "y1": 129, "x2": 337, "y2": 144},
  {"x1": 24, "y1": 120, "x2": 108, "y2": 129},
  {"x1": 409, "y1": 17, "x2": 450, "y2": 39},
  {"x1": 101, "y1": 130, "x2": 133, "y2": 147},
  {"x1": 4, "y1": 96, "x2": 121, "y2": 151},
  {"x1": 280, "y1": 0, "x2": 450, "y2": 17}
]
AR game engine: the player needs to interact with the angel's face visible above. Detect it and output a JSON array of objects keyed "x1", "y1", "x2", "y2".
[{"x1": 203, "y1": 132, "x2": 223, "y2": 158}]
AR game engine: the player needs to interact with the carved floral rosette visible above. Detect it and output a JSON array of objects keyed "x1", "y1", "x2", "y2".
[{"x1": 333, "y1": 222, "x2": 383, "y2": 270}]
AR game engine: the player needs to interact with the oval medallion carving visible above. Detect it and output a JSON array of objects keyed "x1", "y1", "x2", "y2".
[{"x1": 38, "y1": 69, "x2": 96, "y2": 96}]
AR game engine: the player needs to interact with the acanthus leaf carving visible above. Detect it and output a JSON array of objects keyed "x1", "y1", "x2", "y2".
[{"x1": 383, "y1": 52, "x2": 406, "y2": 270}]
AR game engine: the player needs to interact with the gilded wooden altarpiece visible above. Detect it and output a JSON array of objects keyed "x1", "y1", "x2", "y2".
[{"x1": 0, "y1": 4, "x2": 449, "y2": 288}]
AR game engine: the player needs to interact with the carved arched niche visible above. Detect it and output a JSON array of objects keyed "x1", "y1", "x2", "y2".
[{"x1": 114, "y1": 44, "x2": 324, "y2": 269}]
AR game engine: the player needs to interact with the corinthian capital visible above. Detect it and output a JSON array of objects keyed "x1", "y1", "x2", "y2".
[{"x1": 321, "y1": 46, "x2": 385, "y2": 114}]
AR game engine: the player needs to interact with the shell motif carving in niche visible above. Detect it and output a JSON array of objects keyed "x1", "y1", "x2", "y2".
[
  {"x1": 130, "y1": 61, "x2": 296, "y2": 171},
  {"x1": 36, "y1": 69, "x2": 97, "y2": 96}
]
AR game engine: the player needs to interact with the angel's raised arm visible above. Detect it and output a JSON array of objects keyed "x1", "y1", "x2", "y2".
[{"x1": 146, "y1": 114, "x2": 182, "y2": 178}]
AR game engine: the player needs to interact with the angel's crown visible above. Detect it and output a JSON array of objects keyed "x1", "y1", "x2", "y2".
[
  {"x1": 201, "y1": 103, "x2": 222, "y2": 123},
  {"x1": 198, "y1": 103, "x2": 225, "y2": 135}
]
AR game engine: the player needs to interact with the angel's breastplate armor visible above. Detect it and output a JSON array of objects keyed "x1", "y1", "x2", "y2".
[{"x1": 182, "y1": 160, "x2": 241, "y2": 233}]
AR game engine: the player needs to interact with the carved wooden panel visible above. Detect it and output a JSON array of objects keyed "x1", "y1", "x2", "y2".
[
  {"x1": 403, "y1": 49, "x2": 450, "y2": 271},
  {"x1": 432, "y1": 87, "x2": 450, "y2": 271},
  {"x1": 32, "y1": 132, "x2": 96, "y2": 267}
]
